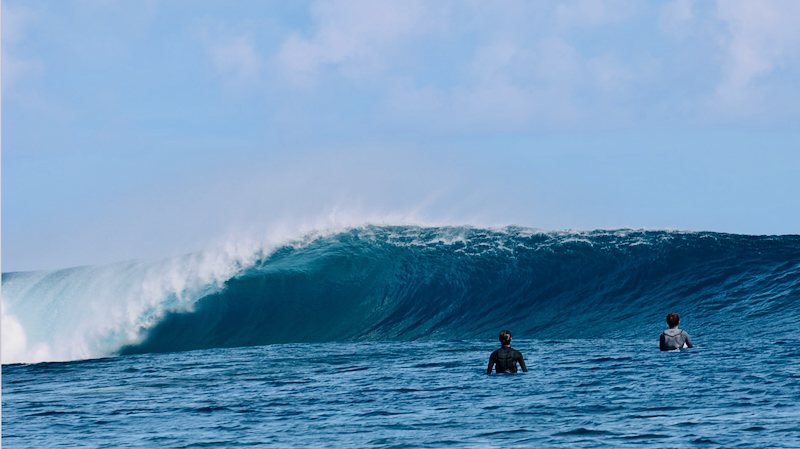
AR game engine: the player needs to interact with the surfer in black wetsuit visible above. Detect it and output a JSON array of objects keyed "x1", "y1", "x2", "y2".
[
  {"x1": 487, "y1": 330, "x2": 528, "y2": 374},
  {"x1": 660, "y1": 313, "x2": 693, "y2": 351}
]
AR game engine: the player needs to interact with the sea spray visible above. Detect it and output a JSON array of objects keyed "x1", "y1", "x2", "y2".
[{"x1": 2, "y1": 245, "x2": 262, "y2": 363}]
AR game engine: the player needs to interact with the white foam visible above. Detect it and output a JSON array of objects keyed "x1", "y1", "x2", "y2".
[{"x1": 1, "y1": 242, "x2": 269, "y2": 364}]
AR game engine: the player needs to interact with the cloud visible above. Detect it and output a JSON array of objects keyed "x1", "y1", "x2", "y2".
[
  {"x1": 2, "y1": 2, "x2": 37, "y2": 44},
  {"x1": 380, "y1": 34, "x2": 646, "y2": 132},
  {"x1": 210, "y1": 35, "x2": 261, "y2": 85},
  {"x1": 555, "y1": 0, "x2": 638, "y2": 26},
  {"x1": 658, "y1": 0, "x2": 695, "y2": 37},
  {"x1": 3, "y1": 54, "x2": 46, "y2": 91},
  {"x1": 2, "y1": 4, "x2": 45, "y2": 91},
  {"x1": 269, "y1": 1, "x2": 660, "y2": 130},
  {"x1": 712, "y1": 0, "x2": 800, "y2": 116},
  {"x1": 193, "y1": 2, "x2": 800, "y2": 129},
  {"x1": 276, "y1": 0, "x2": 445, "y2": 83},
  {"x1": 198, "y1": 26, "x2": 263, "y2": 90}
]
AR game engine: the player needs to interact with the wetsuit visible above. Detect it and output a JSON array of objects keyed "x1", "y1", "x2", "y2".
[
  {"x1": 487, "y1": 346, "x2": 527, "y2": 374},
  {"x1": 660, "y1": 328, "x2": 693, "y2": 351}
]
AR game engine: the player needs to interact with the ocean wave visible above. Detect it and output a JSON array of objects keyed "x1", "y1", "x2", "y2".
[{"x1": 3, "y1": 225, "x2": 799, "y2": 364}]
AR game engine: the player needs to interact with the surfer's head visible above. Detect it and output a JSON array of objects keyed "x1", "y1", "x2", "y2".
[
  {"x1": 499, "y1": 330, "x2": 512, "y2": 346},
  {"x1": 666, "y1": 313, "x2": 680, "y2": 328}
]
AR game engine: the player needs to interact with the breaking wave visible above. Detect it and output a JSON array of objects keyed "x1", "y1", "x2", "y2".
[{"x1": 3, "y1": 225, "x2": 799, "y2": 364}]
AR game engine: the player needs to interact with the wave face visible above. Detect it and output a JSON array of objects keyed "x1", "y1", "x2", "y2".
[{"x1": 3, "y1": 226, "x2": 800, "y2": 363}]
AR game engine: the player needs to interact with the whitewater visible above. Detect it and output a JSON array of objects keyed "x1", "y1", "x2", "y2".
[{"x1": 3, "y1": 225, "x2": 800, "y2": 447}]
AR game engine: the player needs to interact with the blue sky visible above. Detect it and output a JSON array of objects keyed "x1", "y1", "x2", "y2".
[{"x1": 3, "y1": 0, "x2": 800, "y2": 271}]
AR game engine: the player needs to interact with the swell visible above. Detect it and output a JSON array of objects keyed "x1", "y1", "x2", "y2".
[{"x1": 119, "y1": 226, "x2": 800, "y2": 355}]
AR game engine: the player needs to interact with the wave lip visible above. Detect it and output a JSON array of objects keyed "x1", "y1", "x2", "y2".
[
  {"x1": 1, "y1": 247, "x2": 262, "y2": 364},
  {"x1": 4, "y1": 225, "x2": 800, "y2": 363}
]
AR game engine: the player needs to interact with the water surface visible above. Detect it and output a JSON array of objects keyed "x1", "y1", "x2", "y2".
[{"x1": 4, "y1": 338, "x2": 799, "y2": 447}]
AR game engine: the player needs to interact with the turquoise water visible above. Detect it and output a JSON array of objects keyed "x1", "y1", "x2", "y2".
[
  {"x1": 4, "y1": 226, "x2": 800, "y2": 446},
  {"x1": 4, "y1": 338, "x2": 799, "y2": 447},
  {"x1": 3, "y1": 227, "x2": 799, "y2": 363}
]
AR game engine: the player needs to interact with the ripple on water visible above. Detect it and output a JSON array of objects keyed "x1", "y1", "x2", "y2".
[{"x1": 3, "y1": 339, "x2": 800, "y2": 447}]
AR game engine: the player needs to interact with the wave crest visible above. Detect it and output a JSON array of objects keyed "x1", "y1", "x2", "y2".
[{"x1": 4, "y1": 225, "x2": 799, "y2": 364}]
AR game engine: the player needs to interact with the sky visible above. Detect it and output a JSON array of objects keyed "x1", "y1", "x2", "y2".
[{"x1": 3, "y1": 0, "x2": 800, "y2": 272}]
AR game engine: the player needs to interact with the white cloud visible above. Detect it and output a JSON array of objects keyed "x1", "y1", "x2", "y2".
[
  {"x1": 2, "y1": 4, "x2": 45, "y2": 91},
  {"x1": 210, "y1": 35, "x2": 261, "y2": 85},
  {"x1": 658, "y1": 0, "x2": 694, "y2": 37},
  {"x1": 712, "y1": 0, "x2": 800, "y2": 116},
  {"x1": 276, "y1": 0, "x2": 445, "y2": 83},
  {"x1": 198, "y1": 27, "x2": 262, "y2": 90},
  {"x1": 3, "y1": 54, "x2": 45, "y2": 90},
  {"x1": 587, "y1": 53, "x2": 636, "y2": 92},
  {"x1": 532, "y1": 38, "x2": 583, "y2": 85},
  {"x1": 381, "y1": 33, "x2": 647, "y2": 132},
  {"x1": 555, "y1": 0, "x2": 638, "y2": 26},
  {"x1": 2, "y1": 2, "x2": 36, "y2": 44},
  {"x1": 269, "y1": 1, "x2": 800, "y2": 128},
  {"x1": 272, "y1": 1, "x2": 659, "y2": 130}
]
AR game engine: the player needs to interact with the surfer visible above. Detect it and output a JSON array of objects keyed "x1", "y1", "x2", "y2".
[
  {"x1": 487, "y1": 330, "x2": 528, "y2": 374},
  {"x1": 660, "y1": 313, "x2": 693, "y2": 351}
]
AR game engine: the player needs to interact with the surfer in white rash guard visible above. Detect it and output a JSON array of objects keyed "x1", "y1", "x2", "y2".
[
  {"x1": 660, "y1": 312, "x2": 693, "y2": 351},
  {"x1": 487, "y1": 330, "x2": 528, "y2": 374}
]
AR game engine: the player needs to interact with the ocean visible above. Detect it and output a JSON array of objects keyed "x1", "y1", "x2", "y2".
[{"x1": 3, "y1": 225, "x2": 800, "y2": 447}]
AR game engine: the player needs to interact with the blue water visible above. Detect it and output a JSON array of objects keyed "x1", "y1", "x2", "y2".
[
  {"x1": 3, "y1": 226, "x2": 800, "y2": 446},
  {"x1": 4, "y1": 339, "x2": 800, "y2": 447}
]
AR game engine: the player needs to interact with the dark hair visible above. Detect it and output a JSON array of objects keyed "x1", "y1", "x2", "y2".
[
  {"x1": 666, "y1": 313, "x2": 680, "y2": 327},
  {"x1": 499, "y1": 330, "x2": 512, "y2": 345}
]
